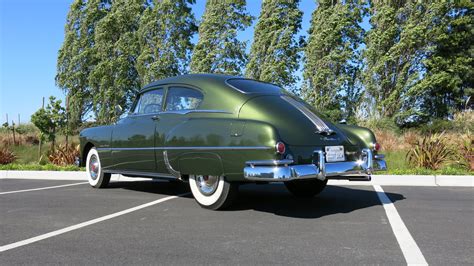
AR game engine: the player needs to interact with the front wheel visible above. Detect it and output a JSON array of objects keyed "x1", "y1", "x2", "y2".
[
  {"x1": 284, "y1": 178, "x2": 327, "y2": 198},
  {"x1": 86, "y1": 147, "x2": 111, "y2": 188},
  {"x1": 189, "y1": 175, "x2": 238, "y2": 210}
]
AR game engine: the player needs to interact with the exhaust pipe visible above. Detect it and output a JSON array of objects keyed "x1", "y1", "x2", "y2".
[{"x1": 348, "y1": 176, "x2": 371, "y2": 181}]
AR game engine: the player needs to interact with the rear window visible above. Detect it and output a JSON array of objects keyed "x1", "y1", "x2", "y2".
[{"x1": 227, "y1": 79, "x2": 283, "y2": 94}]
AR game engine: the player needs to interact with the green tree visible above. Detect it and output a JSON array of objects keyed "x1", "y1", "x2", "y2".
[
  {"x1": 191, "y1": 0, "x2": 253, "y2": 75},
  {"x1": 89, "y1": 0, "x2": 147, "y2": 124},
  {"x1": 56, "y1": 0, "x2": 87, "y2": 130},
  {"x1": 363, "y1": 0, "x2": 431, "y2": 124},
  {"x1": 302, "y1": 0, "x2": 365, "y2": 122},
  {"x1": 31, "y1": 96, "x2": 66, "y2": 149},
  {"x1": 56, "y1": 0, "x2": 110, "y2": 128},
  {"x1": 246, "y1": 0, "x2": 302, "y2": 89},
  {"x1": 409, "y1": 2, "x2": 474, "y2": 120},
  {"x1": 137, "y1": 0, "x2": 197, "y2": 85}
]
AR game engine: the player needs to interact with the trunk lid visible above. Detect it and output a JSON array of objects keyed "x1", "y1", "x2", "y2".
[{"x1": 238, "y1": 95, "x2": 359, "y2": 146}]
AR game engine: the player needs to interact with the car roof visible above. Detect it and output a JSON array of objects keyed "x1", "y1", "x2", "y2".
[{"x1": 141, "y1": 73, "x2": 237, "y2": 92}]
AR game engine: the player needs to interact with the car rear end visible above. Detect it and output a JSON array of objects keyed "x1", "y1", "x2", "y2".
[{"x1": 228, "y1": 78, "x2": 387, "y2": 182}]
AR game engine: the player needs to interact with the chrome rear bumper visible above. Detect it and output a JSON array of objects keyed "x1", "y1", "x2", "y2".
[{"x1": 243, "y1": 149, "x2": 387, "y2": 182}]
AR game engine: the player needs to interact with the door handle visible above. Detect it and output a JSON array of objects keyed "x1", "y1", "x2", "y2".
[{"x1": 151, "y1": 115, "x2": 160, "y2": 121}]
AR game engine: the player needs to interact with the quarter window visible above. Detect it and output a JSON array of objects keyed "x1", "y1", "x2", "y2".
[
  {"x1": 133, "y1": 89, "x2": 164, "y2": 114},
  {"x1": 165, "y1": 87, "x2": 203, "y2": 111}
]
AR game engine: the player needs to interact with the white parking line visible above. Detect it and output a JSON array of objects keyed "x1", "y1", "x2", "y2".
[
  {"x1": 0, "y1": 193, "x2": 190, "y2": 252},
  {"x1": 373, "y1": 185, "x2": 427, "y2": 265},
  {"x1": 0, "y1": 182, "x2": 88, "y2": 195}
]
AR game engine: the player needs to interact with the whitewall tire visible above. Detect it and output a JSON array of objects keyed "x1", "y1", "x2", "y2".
[
  {"x1": 86, "y1": 147, "x2": 111, "y2": 188},
  {"x1": 189, "y1": 175, "x2": 238, "y2": 210}
]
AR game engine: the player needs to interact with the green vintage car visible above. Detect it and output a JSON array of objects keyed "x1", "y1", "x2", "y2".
[{"x1": 80, "y1": 74, "x2": 386, "y2": 209}]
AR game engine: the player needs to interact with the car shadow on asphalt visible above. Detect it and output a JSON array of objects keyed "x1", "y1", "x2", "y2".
[
  {"x1": 105, "y1": 180, "x2": 193, "y2": 198},
  {"x1": 104, "y1": 181, "x2": 404, "y2": 218},
  {"x1": 230, "y1": 184, "x2": 405, "y2": 219}
]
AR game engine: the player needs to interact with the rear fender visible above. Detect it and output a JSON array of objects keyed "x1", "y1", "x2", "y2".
[{"x1": 178, "y1": 152, "x2": 224, "y2": 176}]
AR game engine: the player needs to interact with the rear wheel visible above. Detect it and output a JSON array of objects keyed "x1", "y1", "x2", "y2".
[
  {"x1": 284, "y1": 179, "x2": 327, "y2": 198},
  {"x1": 86, "y1": 147, "x2": 111, "y2": 188},
  {"x1": 189, "y1": 175, "x2": 238, "y2": 210}
]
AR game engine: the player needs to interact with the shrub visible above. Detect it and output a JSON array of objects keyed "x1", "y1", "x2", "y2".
[
  {"x1": 402, "y1": 130, "x2": 419, "y2": 147},
  {"x1": 407, "y1": 133, "x2": 454, "y2": 170},
  {"x1": 23, "y1": 134, "x2": 40, "y2": 145},
  {"x1": 48, "y1": 143, "x2": 80, "y2": 166},
  {"x1": 452, "y1": 110, "x2": 474, "y2": 132},
  {"x1": 374, "y1": 129, "x2": 399, "y2": 151},
  {"x1": 457, "y1": 134, "x2": 473, "y2": 171},
  {"x1": 419, "y1": 111, "x2": 474, "y2": 134},
  {"x1": 0, "y1": 148, "x2": 16, "y2": 165},
  {"x1": 15, "y1": 124, "x2": 39, "y2": 135},
  {"x1": 374, "y1": 129, "x2": 420, "y2": 151},
  {"x1": 358, "y1": 117, "x2": 399, "y2": 133}
]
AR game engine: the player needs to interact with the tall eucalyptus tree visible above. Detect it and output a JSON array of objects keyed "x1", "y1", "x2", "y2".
[
  {"x1": 191, "y1": 0, "x2": 253, "y2": 75},
  {"x1": 137, "y1": 0, "x2": 197, "y2": 86},
  {"x1": 302, "y1": 0, "x2": 365, "y2": 121},
  {"x1": 246, "y1": 0, "x2": 303, "y2": 90}
]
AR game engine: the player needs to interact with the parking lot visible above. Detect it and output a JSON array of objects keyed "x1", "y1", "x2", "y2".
[{"x1": 0, "y1": 178, "x2": 473, "y2": 265}]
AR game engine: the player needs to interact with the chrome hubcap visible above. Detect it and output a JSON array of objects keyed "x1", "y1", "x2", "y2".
[
  {"x1": 89, "y1": 155, "x2": 99, "y2": 180},
  {"x1": 195, "y1": 175, "x2": 219, "y2": 196}
]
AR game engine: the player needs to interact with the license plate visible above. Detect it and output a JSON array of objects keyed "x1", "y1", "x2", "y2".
[{"x1": 325, "y1": 146, "x2": 345, "y2": 162}]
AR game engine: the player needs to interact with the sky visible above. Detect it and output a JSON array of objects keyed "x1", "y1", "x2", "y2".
[{"x1": 0, "y1": 0, "x2": 317, "y2": 124}]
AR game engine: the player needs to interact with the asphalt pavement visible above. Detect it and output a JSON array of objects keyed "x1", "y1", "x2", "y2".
[{"x1": 0, "y1": 178, "x2": 472, "y2": 265}]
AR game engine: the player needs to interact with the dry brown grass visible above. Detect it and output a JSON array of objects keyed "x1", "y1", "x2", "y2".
[
  {"x1": 374, "y1": 130, "x2": 416, "y2": 151},
  {"x1": 402, "y1": 130, "x2": 418, "y2": 147},
  {"x1": 374, "y1": 130, "x2": 397, "y2": 151},
  {"x1": 0, "y1": 148, "x2": 16, "y2": 165},
  {"x1": 48, "y1": 143, "x2": 80, "y2": 166},
  {"x1": 375, "y1": 129, "x2": 473, "y2": 171},
  {"x1": 448, "y1": 133, "x2": 474, "y2": 170},
  {"x1": 0, "y1": 133, "x2": 39, "y2": 147}
]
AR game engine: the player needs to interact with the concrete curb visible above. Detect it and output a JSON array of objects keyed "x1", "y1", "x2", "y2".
[
  {"x1": 329, "y1": 175, "x2": 473, "y2": 187},
  {"x1": 0, "y1": 171, "x2": 472, "y2": 187}
]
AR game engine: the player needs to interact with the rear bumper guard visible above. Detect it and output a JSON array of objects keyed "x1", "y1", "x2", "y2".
[{"x1": 243, "y1": 149, "x2": 387, "y2": 182}]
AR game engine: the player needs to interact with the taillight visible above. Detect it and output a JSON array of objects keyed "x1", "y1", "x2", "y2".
[
  {"x1": 275, "y1": 142, "x2": 286, "y2": 154},
  {"x1": 373, "y1": 142, "x2": 381, "y2": 151}
]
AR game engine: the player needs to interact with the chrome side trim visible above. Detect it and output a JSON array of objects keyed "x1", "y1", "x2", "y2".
[
  {"x1": 98, "y1": 146, "x2": 273, "y2": 151},
  {"x1": 246, "y1": 159, "x2": 294, "y2": 166},
  {"x1": 103, "y1": 170, "x2": 176, "y2": 179},
  {"x1": 159, "y1": 146, "x2": 272, "y2": 150},
  {"x1": 281, "y1": 96, "x2": 332, "y2": 134},
  {"x1": 99, "y1": 147, "x2": 155, "y2": 151},
  {"x1": 163, "y1": 150, "x2": 181, "y2": 178}
]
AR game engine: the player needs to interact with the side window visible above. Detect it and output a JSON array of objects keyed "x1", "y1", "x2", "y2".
[
  {"x1": 133, "y1": 89, "x2": 164, "y2": 114},
  {"x1": 165, "y1": 87, "x2": 203, "y2": 111}
]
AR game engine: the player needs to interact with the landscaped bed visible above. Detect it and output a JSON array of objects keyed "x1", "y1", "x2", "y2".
[{"x1": 1, "y1": 121, "x2": 472, "y2": 176}]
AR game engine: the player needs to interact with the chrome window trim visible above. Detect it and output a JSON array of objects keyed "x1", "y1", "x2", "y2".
[
  {"x1": 127, "y1": 109, "x2": 232, "y2": 117},
  {"x1": 160, "y1": 109, "x2": 233, "y2": 115},
  {"x1": 225, "y1": 78, "x2": 283, "y2": 94},
  {"x1": 98, "y1": 146, "x2": 273, "y2": 151}
]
